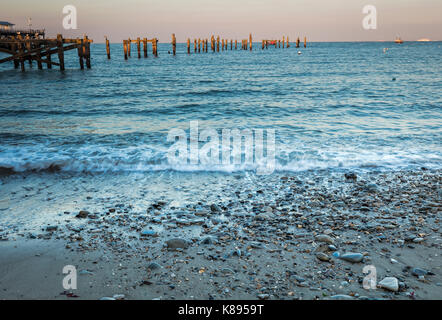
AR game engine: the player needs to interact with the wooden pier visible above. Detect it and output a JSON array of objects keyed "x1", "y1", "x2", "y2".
[
  {"x1": 0, "y1": 31, "x2": 308, "y2": 71},
  {"x1": 0, "y1": 34, "x2": 93, "y2": 71}
]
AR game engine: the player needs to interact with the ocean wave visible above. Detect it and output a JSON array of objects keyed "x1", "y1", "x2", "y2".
[{"x1": 0, "y1": 146, "x2": 440, "y2": 174}]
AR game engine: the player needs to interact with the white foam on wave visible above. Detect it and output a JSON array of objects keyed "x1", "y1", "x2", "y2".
[{"x1": 0, "y1": 143, "x2": 440, "y2": 174}]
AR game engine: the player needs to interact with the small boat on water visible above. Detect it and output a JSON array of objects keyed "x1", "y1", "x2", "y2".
[{"x1": 395, "y1": 37, "x2": 404, "y2": 44}]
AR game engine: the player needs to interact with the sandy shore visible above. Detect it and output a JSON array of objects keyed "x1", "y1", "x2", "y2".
[{"x1": 0, "y1": 169, "x2": 441, "y2": 300}]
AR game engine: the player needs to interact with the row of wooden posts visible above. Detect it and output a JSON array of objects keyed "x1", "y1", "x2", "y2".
[
  {"x1": 110, "y1": 34, "x2": 307, "y2": 59},
  {"x1": 0, "y1": 34, "x2": 92, "y2": 71},
  {"x1": 0, "y1": 33, "x2": 307, "y2": 71}
]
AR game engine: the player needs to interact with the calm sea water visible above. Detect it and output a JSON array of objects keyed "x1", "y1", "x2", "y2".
[{"x1": 0, "y1": 42, "x2": 441, "y2": 174}]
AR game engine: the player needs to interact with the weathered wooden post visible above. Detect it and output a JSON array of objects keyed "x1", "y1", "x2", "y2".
[
  {"x1": 278, "y1": 40, "x2": 281, "y2": 48},
  {"x1": 16, "y1": 34, "x2": 25, "y2": 71},
  {"x1": 137, "y1": 37, "x2": 141, "y2": 58},
  {"x1": 235, "y1": 40, "x2": 237, "y2": 50},
  {"x1": 187, "y1": 38, "x2": 190, "y2": 54},
  {"x1": 77, "y1": 38, "x2": 84, "y2": 69},
  {"x1": 216, "y1": 36, "x2": 220, "y2": 52},
  {"x1": 194, "y1": 39, "x2": 197, "y2": 53},
  {"x1": 10, "y1": 36, "x2": 19, "y2": 69},
  {"x1": 105, "y1": 37, "x2": 111, "y2": 59},
  {"x1": 143, "y1": 38, "x2": 148, "y2": 57},
  {"x1": 205, "y1": 39, "x2": 208, "y2": 52},
  {"x1": 123, "y1": 40, "x2": 128, "y2": 60},
  {"x1": 211, "y1": 36, "x2": 215, "y2": 52},
  {"x1": 283, "y1": 36, "x2": 285, "y2": 48},
  {"x1": 172, "y1": 34, "x2": 176, "y2": 55},
  {"x1": 198, "y1": 39, "x2": 201, "y2": 53},
  {"x1": 262, "y1": 40, "x2": 264, "y2": 50},
  {"x1": 304, "y1": 36, "x2": 307, "y2": 48},
  {"x1": 128, "y1": 38, "x2": 131, "y2": 57},
  {"x1": 25, "y1": 35, "x2": 32, "y2": 67},
  {"x1": 287, "y1": 36, "x2": 290, "y2": 48},
  {"x1": 47, "y1": 51, "x2": 52, "y2": 69},
  {"x1": 249, "y1": 34, "x2": 252, "y2": 51},
  {"x1": 296, "y1": 37, "x2": 300, "y2": 48},
  {"x1": 84, "y1": 35, "x2": 91, "y2": 68},
  {"x1": 57, "y1": 34, "x2": 65, "y2": 71},
  {"x1": 153, "y1": 38, "x2": 158, "y2": 57},
  {"x1": 36, "y1": 42, "x2": 43, "y2": 69}
]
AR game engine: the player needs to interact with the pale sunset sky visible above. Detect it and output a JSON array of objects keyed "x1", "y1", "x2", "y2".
[{"x1": 1, "y1": 0, "x2": 441, "y2": 42}]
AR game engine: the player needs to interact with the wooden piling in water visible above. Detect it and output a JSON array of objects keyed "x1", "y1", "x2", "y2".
[
  {"x1": 57, "y1": 34, "x2": 65, "y2": 71},
  {"x1": 194, "y1": 39, "x2": 197, "y2": 53},
  {"x1": 137, "y1": 37, "x2": 141, "y2": 58},
  {"x1": 128, "y1": 38, "x2": 131, "y2": 57},
  {"x1": 304, "y1": 36, "x2": 307, "y2": 48},
  {"x1": 123, "y1": 40, "x2": 128, "y2": 60},
  {"x1": 216, "y1": 36, "x2": 220, "y2": 52},
  {"x1": 187, "y1": 38, "x2": 190, "y2": 54},
  {"x1": 198, "y1": 39, "x2": 201, "y2": 53},
  {"x1": 105, "y1": 37, "x2": 111, "y2": 59},
  {"x1": 143, "y1": 38, "x2": 148, "y2": 57},
  {"x1": 283, "y1": 36, "x2": 285, "y2": 48},
  {"x1": 287, "y1": 36, "x2": 290, "y2": 48},
  {"x1": 249, "y1": 34, "x2": 252, "y2": 51},
  {"x1": 296, "y1": 37, "x2": 300, "y2": 48},
  {"x1": 235, "y1": 40, "x2": 237, "y2": 50},
  {"x1": 153, "y1": 38, "x2": 158, "y2": 57},
  {"x1": 77, "y1": 38, "x2": 84, "y2": 69},
  {"x1": 172, "y1": 34, "x2": 177, "y2": 55}
]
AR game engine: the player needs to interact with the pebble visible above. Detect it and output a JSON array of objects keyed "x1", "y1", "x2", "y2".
[
  {"x1": 378, "y1": 277, "x2": 399, "y2": 292},
  {"x1": 316, "y1": 252, "x2": 331, "y2": 262},
  {"x1": 339, "y1": 252, "x2": 364, "y2": 263},
  {"x1": 147, "y1": 262, "x2": 162, "y2": 271},
  {"x1": 76, "y1": 210, "x2": 89, "y2": 219},
  {"x1": 140, "y1": 229, "x2": 158, "y2": 237},
  {"x1": 315, "y1": 234, "x2": 335, "y2": 244},
  {"x1": 166, "y1": 238, "x2": 190, "y2": 250}
]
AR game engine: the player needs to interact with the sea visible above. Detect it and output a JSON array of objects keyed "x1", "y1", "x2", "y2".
[{"x1": 0, "y1": 42, "x2": 441, "y2": 175}]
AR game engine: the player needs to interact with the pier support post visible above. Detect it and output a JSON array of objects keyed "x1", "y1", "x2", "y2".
[
  {"x1": 25, "y1": 35, "x2": 32, "y2": 68},
  {"x1": 84, "y1": 35, "x2": 91, "y2": 68},
  {"x1": 123, "y1": 40, "x2": 128, "y2": 60},
  {"x1": 17, "y1": 35, "x2": 25, "y2": 71},
  {"x1": 57, "y1": 34, "x2": 65, "y2": 71},
  {"x1": 287, "y1": 36, "x2": 290, "y2": 48},
  {"x1": 172, "y1": 34, "x2": 176, "y2": 55},
  {"x1": 304, "y1": 36, "x2": 307, "y2": 48},
  {"x1": 153, "y1": 38, "x2": 158, "y2": 57},
  {"x1": 187, "y1": 38, "x2": 190, "y2": 54},
  {"x1": 143, "y1": 38, "x2": 148, "y2": 57},
  {"x1": 77, "y1": 38, "x2": 84, "y2": 69},
  {"x1": 128, "y1": 38, "x2": 131, "y2": 57},
  {"x1": 249, "y1": 34, "x2": 252, "y2": 51},
  {"x1": 137, "y1": 37, "x2": 141, "y2": 58},
  {"x1": 106, "y1": 37, "x2": 111, "y2": 59}
]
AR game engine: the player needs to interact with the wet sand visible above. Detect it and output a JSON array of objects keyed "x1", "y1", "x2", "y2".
[{"x1": 0, "y1": 169, "x2": 441, "y2": 300}]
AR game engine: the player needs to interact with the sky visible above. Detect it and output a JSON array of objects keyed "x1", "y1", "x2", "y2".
[{"x1": 1, "y1": 0, "x2": 441, "y2": 42}]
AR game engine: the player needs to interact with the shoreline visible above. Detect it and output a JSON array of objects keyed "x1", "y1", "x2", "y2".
[{"x1": 0, "y1": 169, "x2": 441, "y2": 299}]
